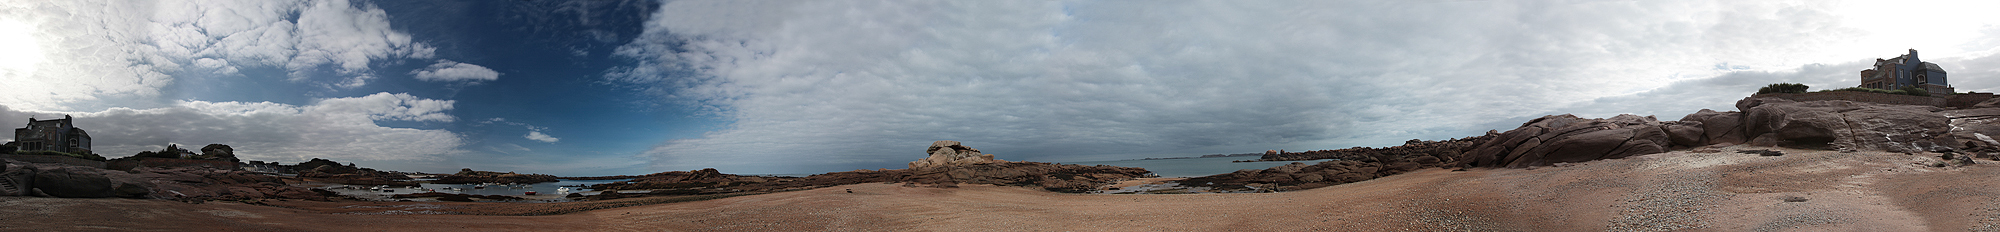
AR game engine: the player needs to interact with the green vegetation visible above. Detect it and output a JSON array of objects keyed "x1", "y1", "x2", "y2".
[
  {"x1": 130, "y1": 150, "x2": 181, "y2": 159},
  {"x1": 1814, "y1": 87, "x2": 1933, "y2": 97},
  {"x1": 1757, "y1": 83, "x2": 1810, "y2": 94},
  {"x1": 1900, "y1": 86, "x2": 1930, "y2": 96},
  {"x1": 11, "y1": 150, "x2": 107, "y2": 161}
]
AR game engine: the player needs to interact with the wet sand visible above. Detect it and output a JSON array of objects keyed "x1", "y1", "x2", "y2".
[{"x1": 3, "y1": 145, "x2": 1995, "y2": 231}]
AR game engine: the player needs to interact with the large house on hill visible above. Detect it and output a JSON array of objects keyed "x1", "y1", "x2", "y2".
[
  {"x1": 1859, "y1": 49, "x2": 1953, "y2": 95},
  {"x1": 6, "y1": 115, "x2": 92, "y2": 154}
]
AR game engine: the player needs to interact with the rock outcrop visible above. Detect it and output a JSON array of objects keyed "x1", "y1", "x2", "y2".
[
  {"x1": 431, "y1": 168, "x2": 559, "y2": 184},
  {"x1": 899, "y1": 162, "x2": 1151, "y2": 193},
  {"x1": 1255, "y1": 136, "x2": 1492, "y2": 163},
  {"x1": 1734, "y1": 98, "x2": 1952, "y2": 152},
  {"x1": 592, "y1": 141, "x2": 1151, "y2": 195},
  {"x1": 908, "y1": 141, "x2": 1001, "y2": 169},
  {"x1": 1181, "y1": 159, "x2": 1427, "y2": 192},
  {"x1": 192, "y1": 144, "x2": 239, "y2": 162},
  {"x1": 294, "y1": 158, "x2": 412, "y2": 186},
  {"x1": 1462, "y1": 114, "x2": 1704, "y2": 168},
  {"x1": 0, "y1": 161, "x2": 33, "y2": 196},
  {"x1": 1181, "y1": 95, "x2": 2000, "y2": 192},
  {"x1": 33, "y1": 166, "x2": 125, "y2": 198},
  {"x1": 1, "y1": 159, "x2": 330, "y2": 200},
  {"x1": 587, "y1": 168, "x2": 786, "y2": 192},
  {"x1": 1680, "y1": 109, "x2": 1746, "y2": 145}
]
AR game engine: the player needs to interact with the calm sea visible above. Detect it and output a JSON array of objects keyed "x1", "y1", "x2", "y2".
[
  {"x1": 1062, "y1": 156, "x2": 1331, "y2": 178},
  {"x1": 400, "y1": 178, "x2": 631, "y2": 195}
]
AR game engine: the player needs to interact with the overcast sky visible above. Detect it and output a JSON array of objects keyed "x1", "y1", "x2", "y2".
[{"x1": 4, "y1": 0, "x2": 1999, "y2": 176}]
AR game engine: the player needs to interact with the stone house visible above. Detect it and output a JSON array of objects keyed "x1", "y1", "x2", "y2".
[
  {"x1": 6, "y1": 115, "x2": 92, "y2": 154},
  {"x1": 1859, "y1": 49, "x2": 1953, "y2": 95}
]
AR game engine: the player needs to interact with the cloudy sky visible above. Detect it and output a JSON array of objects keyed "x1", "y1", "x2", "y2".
[{"x1": 3, "y1": 0, "x2": 1999, "y2": 176}]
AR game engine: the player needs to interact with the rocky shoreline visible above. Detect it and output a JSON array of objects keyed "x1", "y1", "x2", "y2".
[
  {"x1": 10, "y1": 95, "x2": 2000, "y2": 231},
  {"x1": 1161, "y1": 96, "x2": 2000, "y2": 193}
]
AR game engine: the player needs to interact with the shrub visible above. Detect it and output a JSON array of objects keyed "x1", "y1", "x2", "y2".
[
  {"x1": 131, "y1": 151, "x2": 180, "y2": 159},
  {"x1": 1757, "y1": 83, "x2": 1810, "y2": 94},
  {"x1": 1899, "y1": 86, "x2": 1929, "y2": 97}
]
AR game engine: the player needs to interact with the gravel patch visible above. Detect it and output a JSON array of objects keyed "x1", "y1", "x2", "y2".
[{"x1": 1606, "y1": 172, "x2": 1724, "y2": 231}]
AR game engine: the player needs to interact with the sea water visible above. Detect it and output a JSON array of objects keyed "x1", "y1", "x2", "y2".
[
  {"x1": 409, "y1": 178, "x2": 631, "y2": 196},
  {"x1": 1063, "y1": 156, "x2": 1332, "y2": 178},
  {"x1": 326, "y1": 178, "x2": 633, "y2": 196}
]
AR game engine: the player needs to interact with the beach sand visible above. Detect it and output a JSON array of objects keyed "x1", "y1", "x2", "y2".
[{"x1": 2, "y1": 146, "x2": 1993, "y2": 231}]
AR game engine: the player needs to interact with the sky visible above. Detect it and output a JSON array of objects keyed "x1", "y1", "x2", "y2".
[{"x1": 3, "y1": 0, "x2": 2000, "y2": 176}]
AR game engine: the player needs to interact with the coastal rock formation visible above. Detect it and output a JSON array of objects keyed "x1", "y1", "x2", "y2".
[
  {"x1": 130, "y1": 166, "x2": 329, "y2": 201},
  {"x1": 1256, "y1": 136, "x2": 1492, "y2": 163},
  {"x1": 1181, "y1": 160, "x2": 1419, "y2": 192},
  {"x1": 1186, "y1": 96, "x2": 2000, "y2": 193},
  {"x1": 1945, "y1": 107, "x2": 2000, "y2": 158},
  {"x1": 587, "y1": 168, "x2": 787, "y2": 192},
  {"x1": 1680, "y1": 109, "x2": 1746, "y2": 144},
  {"x1": 0, "y1": 161, "x2": 37, "y2": 196},
  {"x1": 1735, "y1": 98, "x2": 1951, "y2": 152},
  {"x1": 591, "y1": 141, "x2": 1152, "y2": 195},
  {"x1": 1462, "y1": 114, "x2": 1703, "y2": 168},
  {"x1": 908, "y1": 141, "x2": 1001, "y2": 169},
  {"x1": 432, "y1": 168, "x2": 558, "y2": 184},
  {"x1": 0, "y1": 159, "x2": 325, "y2": 200},
  {"x1": 294, "y1": 158, "x2": 412, "y2": 186},
  {"x1": 899, "y1": 162, "x2": 1151, "y2": 193},
  {"x1": 33, "y1": 166, "x2": 126, "y2": 198},
  {"x1": 193, "y1": 144, "x2": 239, "y2": 163}
]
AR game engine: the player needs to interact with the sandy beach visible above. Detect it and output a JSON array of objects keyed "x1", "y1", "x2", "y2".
[{"x1": 3, "y1": 145, "x2": 1993, "y2": 231}]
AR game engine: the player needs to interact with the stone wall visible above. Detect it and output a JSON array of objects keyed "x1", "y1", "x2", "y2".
[
  {"x1": 107, "y1": 157, "x2": 238, "y2": 171},
  {"x1": 1949, "y1": 92, "x2": 1995, "y2": 108},
  {"x1": 0, "y1": 154, "x2": 106, "y2": 169},
  {"x1": 1754, "y1": 91, "x2": 1944, "y2": 106}
]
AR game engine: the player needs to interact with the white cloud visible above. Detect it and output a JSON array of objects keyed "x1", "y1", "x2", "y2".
[
  {"x1": 0, "y1": 92, "x2": 463, "y2": 162},
  {"x1": 480, "y1": 117, "x2": 559, "y2": 143},
  {"x1": 410, "y1": 59, "x2": 501, "y2": 83},
  {"x1": 609, "y1": 0, "x2": 2000, "y2": 173},
  {"x1": 525, "y1": 131, "x2": 559, "y2": 143},
  {"x1": 0, "y1": 0, "x2": 441, "y2": 111}
]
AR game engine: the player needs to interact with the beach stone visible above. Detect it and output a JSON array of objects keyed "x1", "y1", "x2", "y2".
[
  {"x1": 1682, "y1": 109, "x2": 1746, "y2": 144},
  {"x1": 0, "y1": 161, "x2": 37, "y2": 196},
  {"x1": 33, "y1": 166, "x2": 116, "y2": 198}
]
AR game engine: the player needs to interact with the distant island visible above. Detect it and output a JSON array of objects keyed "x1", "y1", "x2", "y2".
[{"x1": 1132, "y1": 153, "x2": 1263, "y2": 161}]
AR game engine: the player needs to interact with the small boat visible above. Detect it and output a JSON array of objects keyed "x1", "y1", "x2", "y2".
[
  {"x1": 369, "y1": 186, "x2": 382, "y2": 191},
  {"x1": 523, "y1": 191, "x2": 537, "y2": 195},
  {"x1": 382, "y1": 189, "x2": 395, "y2": 193},
  {"x1": 556, "y1": 187, "x2": 571, "y2": 193}
]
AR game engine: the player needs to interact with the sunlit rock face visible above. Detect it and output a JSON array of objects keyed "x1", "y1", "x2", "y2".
[{"x1": 908, "y1": 141, "x2": 1002, "y2": 170}]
